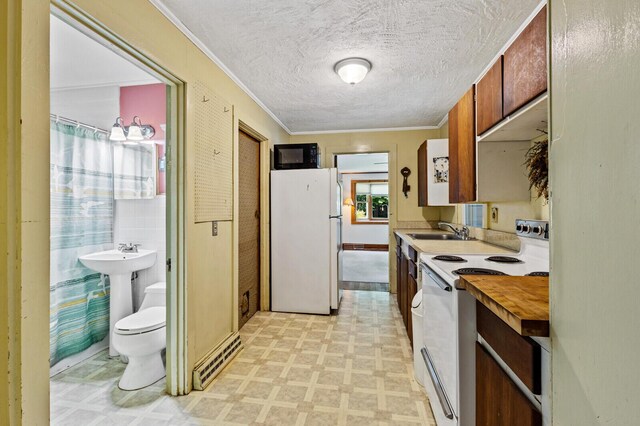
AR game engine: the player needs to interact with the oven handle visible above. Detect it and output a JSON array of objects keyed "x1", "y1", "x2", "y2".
[
  {"x1": 420, "y1": 263, "x2": 452, "y2": 292},
  {"x1": 421, "y1": 346, "x2": 454, "y2": 420}
]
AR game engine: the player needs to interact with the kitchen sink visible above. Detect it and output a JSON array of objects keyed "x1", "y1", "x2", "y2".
[{"x1": 408, "y1": 233, "x2": 472, "y2": 241}]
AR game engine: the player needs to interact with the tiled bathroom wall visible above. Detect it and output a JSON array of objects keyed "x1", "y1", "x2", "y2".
[{"x1": 113, "y1": 196, "x2": 166, "y2": 310}]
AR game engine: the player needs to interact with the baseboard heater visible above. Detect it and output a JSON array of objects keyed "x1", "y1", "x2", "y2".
[{"x1": 192, "y1": 332, "x2": 243, "y2": 390}]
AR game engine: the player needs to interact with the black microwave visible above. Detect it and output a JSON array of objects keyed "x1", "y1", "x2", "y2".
[{"x1": 273, "y1": 143, "x2": 320, "y2": 170}]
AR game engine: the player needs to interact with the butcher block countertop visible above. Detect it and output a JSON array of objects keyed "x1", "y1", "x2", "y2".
[
  {"x1": 394, "y1": 229, "x2": 515, "y2": 255},
  {"x1": 459, "y1": 275, "x2": 549, "y2": 337}
]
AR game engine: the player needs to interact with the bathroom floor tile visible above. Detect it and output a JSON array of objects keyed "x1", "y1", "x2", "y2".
[{"x1": 50, "y1": 290, "x2": 435, "y2": 425}]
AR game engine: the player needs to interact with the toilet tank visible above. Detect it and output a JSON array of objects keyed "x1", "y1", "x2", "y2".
[{"x1": 139, "y1": 282, "x2": 166, "y2": 310}]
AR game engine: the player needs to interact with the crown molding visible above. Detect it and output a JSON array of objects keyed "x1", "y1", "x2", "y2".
[
  {"x1": 437, "y1": 114, "x2": 448, "y2": 129},
  {"x1": 290, "y1": 125, "x2": 440, "y2": 136}
]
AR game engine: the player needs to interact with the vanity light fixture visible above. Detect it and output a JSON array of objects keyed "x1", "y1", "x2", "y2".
[
  {"x1": 334, "y1": 58, "x2": 372, "y2": 85},
  {"x1": 126, "y1": 116, "x2": 145, "y2": 141},
  {"x1": 109, "y1": 117, "x2": 127, "y2": 141},
  {"x1": 343, "y1": 197, "x2": 354, "y2": 206},
  {"x1": 108, "y1": 116, "x2": 156, "y2": 143}
]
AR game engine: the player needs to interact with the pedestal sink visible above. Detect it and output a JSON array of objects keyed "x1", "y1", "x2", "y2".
[{"x1": 79, "y1": 249, "x2": 157, "y2": 357}]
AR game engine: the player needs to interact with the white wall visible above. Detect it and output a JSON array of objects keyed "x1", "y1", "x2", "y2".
[
  {"x1": 550, "y1": 1, "x2": 640, "y2": 424},
  {"x1": 114, "y1": 197, "x2": 166, "y2": 310},
  {"x1": 50, "y1": 85, "x2": 120, "y2": 129},
  {"x1": 340, "y1": 173, "x2": 389, "y2": 245}
]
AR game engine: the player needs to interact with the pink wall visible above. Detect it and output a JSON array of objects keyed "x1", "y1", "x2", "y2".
[{"x1": 120, "y1": 83, "x2": 166, "y2": 194}]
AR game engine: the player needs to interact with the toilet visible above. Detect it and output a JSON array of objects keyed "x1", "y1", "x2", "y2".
[{"x1": 112, "y1": 281, "x2": 166, "y2": 390}]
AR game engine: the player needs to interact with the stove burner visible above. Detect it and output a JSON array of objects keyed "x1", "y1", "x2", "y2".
[
  {"x1": 453, "y1": 268, "x2": 509, "y2": 276},
  {"x1": 526, "y1": 271, "x2": 549, "y2": 277},
  {"x1": 486, "y1": 256, "x2": 523, "y2": 264},
  {"x1": 432, "y1": 255, "x2": 466, "y2": 262}
]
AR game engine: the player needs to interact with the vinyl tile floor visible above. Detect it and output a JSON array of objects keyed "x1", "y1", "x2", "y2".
[{"x1": 51, "y1": 290, "x2": 435, "y2": 425}]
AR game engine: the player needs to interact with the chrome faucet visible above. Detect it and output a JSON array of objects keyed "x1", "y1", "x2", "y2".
[
  {"x1": 438, "y1": 222, "x2": 471, "y2": 240},
  {"x1": 118, "y1": 243, "x2": 141, "y2": 253}
]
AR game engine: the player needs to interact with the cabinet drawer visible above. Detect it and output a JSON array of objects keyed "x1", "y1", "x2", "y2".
[
  {"x1": 408, "y1": 245, "x2": 418, "y2": 262},
  {"x1": 476, "y1": 302, "x2": 541, "y2": 393}
]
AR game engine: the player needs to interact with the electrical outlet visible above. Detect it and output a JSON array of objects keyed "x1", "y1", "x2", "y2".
[
  {"x1": 212, "y1": 221, "x2": 218, "y2": 236},
  {"x1": 491, "y1": 207, "x2": 499, "y2": 223}
]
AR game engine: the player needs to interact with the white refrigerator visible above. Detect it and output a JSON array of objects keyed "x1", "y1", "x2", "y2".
[{"x1": 271, "y1": 168, "x2": 343, "y2": 314}]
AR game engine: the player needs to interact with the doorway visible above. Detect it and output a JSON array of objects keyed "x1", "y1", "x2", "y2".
[
  {"x1": 336, "y1": 153, "x2": 390, "y2": 292},
  {"x1": 49, "y1": 3, "x2": 186, "y2": 420},
  {"x1": 238, "y1": 130, "x2": 261, "y2": 328}
]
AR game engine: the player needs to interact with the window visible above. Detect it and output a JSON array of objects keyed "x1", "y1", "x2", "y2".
[
  {"x1": 351, "y1": 180, "x2": 389, "y2": 224},
  {"x1": 462, "y1": 204, "x2": 486, "y2": 228}
]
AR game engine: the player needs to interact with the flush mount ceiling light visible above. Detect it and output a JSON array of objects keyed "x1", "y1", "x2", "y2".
[{"x1": 334, "y1": 58, "x2": 372, "y2": 85}]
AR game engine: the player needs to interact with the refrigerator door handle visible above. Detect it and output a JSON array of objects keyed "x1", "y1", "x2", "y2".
[{"x1": 329, "y1": 215, "x2": 342, "y2": 219}]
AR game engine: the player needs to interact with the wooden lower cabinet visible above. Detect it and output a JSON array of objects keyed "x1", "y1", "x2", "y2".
[
  {"x1": 407, "y1": 272, "x2": 418, "y2": 347},
  {"x1": 400, "y1": 254, "x2": 409, "y2": 328},
  {"x1": 396, "y1": 245, "x2": 403, "y2": 313},
  {"x1": 394, "y1": 237, "x2": 420, "y2": 348},
  {"x1": 476, "y1": 343, "x2": 542, "y2": 426}
]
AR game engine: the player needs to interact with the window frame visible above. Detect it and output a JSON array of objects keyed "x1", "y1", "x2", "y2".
[{"x1": 350, "y1": 179, "x2": 389, "y2": 225}]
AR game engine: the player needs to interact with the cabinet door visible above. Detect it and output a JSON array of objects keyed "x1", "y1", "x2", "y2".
[
  {"x1": 400, "y1": 254, "x2": 409, "y2": 328},
  {"x1": 477, "y1": 57, "x2": 503, "y2": 135},
  {"x1": 448, "y1": 87, "x2": 476, "y2": 203},
  {"x1": 503, "y1": 6, "x2": 547, "y2": 116},
  {"x1": 407, "y1": 273, "x2": 418, "y2": 347},
  {"x1": 396, "y1": 246, "x2": 403, "y2": 312},
  {"x1": 476, "y1": 343, "x2": 542, "y2": 426},
  {"x1": 417, "y1": 141, "x2": 428, "y2": 206}
]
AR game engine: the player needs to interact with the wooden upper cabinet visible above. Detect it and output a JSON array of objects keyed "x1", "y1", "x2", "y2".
[
  {"x1": 449, "y1": 87, "x2": 476, "y2": 204},
  {"x1": 476, "y1": 57, "x2": 503, "y2": 135},
  {"x1": 503, "y1": 6, "x2": 547, "y2": 116},
  {"x1": 417, "y1": 141, "x2": 428, "y2": 206}
]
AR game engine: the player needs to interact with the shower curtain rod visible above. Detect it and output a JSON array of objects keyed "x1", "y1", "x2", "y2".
[{"x1": 50, "y1": 113, "x2": 110, "y2": 135}]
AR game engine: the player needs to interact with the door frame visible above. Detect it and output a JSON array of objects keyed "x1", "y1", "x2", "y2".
[
  {"x1": 329, "y1": 148, "x2": 396, "y2": 292},
  {"x1": 234, "y1": 120, "x2": 270, "y2": 328},
  {"x1": 50, "y1": 1, "x2": 188, "y2": 395}
]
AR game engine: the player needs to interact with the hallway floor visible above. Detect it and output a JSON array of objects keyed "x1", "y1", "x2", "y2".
[
  {"x1": 51, "y1": 290, "x2": 434, "y2": 425},
  {"x1": 341, "y1": 251, "x2": 389, "y2": 284}
]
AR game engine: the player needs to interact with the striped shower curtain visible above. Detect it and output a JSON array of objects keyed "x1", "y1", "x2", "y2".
[{"x1": 50, "y1": 121, "x2": 114, "y2": 366}]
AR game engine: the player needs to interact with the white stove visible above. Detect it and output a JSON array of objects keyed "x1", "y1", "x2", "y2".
[{"x1": 419, "y1": 220, "x2": 549, "y2": 426}]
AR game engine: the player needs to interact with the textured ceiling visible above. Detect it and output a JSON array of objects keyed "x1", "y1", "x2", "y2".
[{"x1": 157, "y1": 0, "x2": 540, "y2": 133}]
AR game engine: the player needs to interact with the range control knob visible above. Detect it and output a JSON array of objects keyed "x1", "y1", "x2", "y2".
[
  {"x1": 516, "y1": 224, "x2": 524, "y2": 232},
  {"x1": 533, "y1": 226, "x2": 544, "y2": 236},
  {"x1": 522, "y1": 224, "x2": 531, "y2": 233}
]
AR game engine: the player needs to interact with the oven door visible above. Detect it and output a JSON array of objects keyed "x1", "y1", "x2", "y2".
[{"x1": 421, "y1": 263, "x2": 457, "y2": 423}]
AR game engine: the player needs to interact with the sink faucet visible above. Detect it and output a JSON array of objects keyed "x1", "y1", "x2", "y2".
[
  {"x1": 118, "y1": 243, "x2": 141, "y2": 253},
  {"x1": 438, "y1": 222, "x2": 471, "y2": 240}
]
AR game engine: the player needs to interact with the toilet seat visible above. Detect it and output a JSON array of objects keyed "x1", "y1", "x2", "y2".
[{"x1": 115, "y1": 307, "x2": 166, "y2": 335}]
